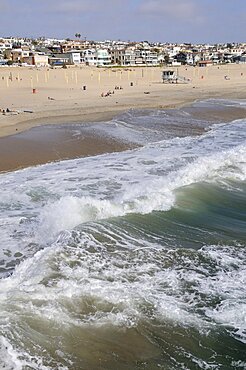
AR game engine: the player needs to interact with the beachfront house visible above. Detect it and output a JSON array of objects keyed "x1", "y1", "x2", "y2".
[
  {"x1": 81, "y1": 48, "x2": 111, "y2": 66},
  {"x1": 49, "y1": 53, "x2": 70, "y2": 66},
  {"x1": 174, "y1": 51, "x2": 199, "y2": 65},
  {"x1": 22, "y1": 53, "x2": 49, "y2": 67},
  {"x1": 5, "y1": 48, "x2": 23, "y2": 63},
  {"x1": 96, "y1": 49, "x2": 111, "y2": 66},
  {"x1": 0, "y1": 40, "x2": 12, "y2": 53},
  {"x1": 82, "y1": 49, "x2": 98, "y2": 65},
  {"x1": 3, "y1": 47, "x2": 39, "y2": 65},
  {"x1": 111, "y1": 48, "x2": 136, "y2": 66},
  {"x1": 111, "y1": 42, "x2": 160, "y2": 66},
  {"x1": 174, "y1": 52, "x2": 189, "y2": 65},
  {"x1": 145, "y1": 50, "x2": 158, "y2": 65},
  {"x1": 47, "y1": 50, "x2": 81, "y2": 66},
  {"x1": 135, "y1": 48, "x2": 158, "y2": 65},
  {"x1": 33, "y1": 54, "x2": 49, "y2": 67},
  {"x1": 66, "y1": 51, "x2": 81, "y2": 65},
  {"x1": 210, "y1": 52, "x2": 221, "y2": 64}
]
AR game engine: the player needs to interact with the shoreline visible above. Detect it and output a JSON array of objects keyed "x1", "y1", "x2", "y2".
[
  {"x1": 0, "y1": 125, "x2": 134, "y2": 173},
  {"x1": 0, "y1": 64, "x2": 246, "y2": 138},
  {"x1": 1, "y1": 87, "x2": 246, "y2": 138},
  {"x1": 0, "y1": 98, "x2": 245, "y2": 174},
  {"x1": 0, "y1": 64, "x2": 245, "y2": 173}
]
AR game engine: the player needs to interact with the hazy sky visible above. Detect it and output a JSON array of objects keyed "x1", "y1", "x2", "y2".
[{"x1": 0, "y1": 0, "x2": 245, "y2": 43}]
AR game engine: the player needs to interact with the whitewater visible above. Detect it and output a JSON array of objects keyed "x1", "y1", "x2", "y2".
[{"x1": 0, "y1": 99, "x2": 245, "y2": 369}]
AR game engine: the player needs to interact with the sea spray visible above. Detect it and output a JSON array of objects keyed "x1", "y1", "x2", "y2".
[{"x1": 0, "y1": 100, "x2": 245, "y2": 369}]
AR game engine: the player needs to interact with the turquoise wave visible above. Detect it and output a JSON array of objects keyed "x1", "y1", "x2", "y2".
[{"x1": 103, "y1": 180, "x2": 246, "y2": 252}]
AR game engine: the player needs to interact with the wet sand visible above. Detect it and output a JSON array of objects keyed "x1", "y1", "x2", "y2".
[
  {"x1": 184, "y1": 104, "x2": 246, "y2": 122},
  {"x1": 0, "y1": 124, "x2": 133, "y2": 173},
  {"x1": 0, "y1": 103, "x2": 245, "y2": 173}
]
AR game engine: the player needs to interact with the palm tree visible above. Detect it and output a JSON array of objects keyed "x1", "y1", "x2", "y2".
[{"x1": 75, "y1": 33, "x2": 81, "y2": 40}]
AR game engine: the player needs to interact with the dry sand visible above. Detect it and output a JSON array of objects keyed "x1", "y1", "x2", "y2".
[
  {"x1": 0, "y1": 64, "x2": 246, "y2": 172},
  {"x1": 0, "y1": 64, "x2": 246, "y2": 137}
]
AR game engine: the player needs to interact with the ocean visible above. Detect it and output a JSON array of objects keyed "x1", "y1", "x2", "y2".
[{"x1": 0, "y1": 99, "x2": 245, "y2": 369}]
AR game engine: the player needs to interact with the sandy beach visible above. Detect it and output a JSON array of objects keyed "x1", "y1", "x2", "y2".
[
  {"x1": 0, "y1": 64, "x2": 246, "y2": 136},
  {"x1": 0, "y1": 64, "x2": 246, "y2": 172}
]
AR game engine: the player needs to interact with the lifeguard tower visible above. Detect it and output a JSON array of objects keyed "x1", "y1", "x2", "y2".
[{"x1": 162, "y1": 70, "x2": 189, "y2": 84}]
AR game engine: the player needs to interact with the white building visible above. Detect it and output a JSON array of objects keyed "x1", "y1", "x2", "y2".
[
  {"x1": 96, "y1": 49, "x2": 111, "y2": 66},
  {"x1": 33, "y1": 54, "x2": 49, "y2": 67},
  {"x1": 67, "y1": 51, "x2": 81, "y2": 64},
  {"x1": 82, "y1": 48, "x2": 111, "y2": 66},
  {"x1": 82, "y1": 49, "x2": 98, "y2": 65},
  {"x1": 135, "y1": 49, "x2": 158, "y2": 65},
  {"x1": 0, "y1": 41, "x2": 12, "y2": 52}
]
